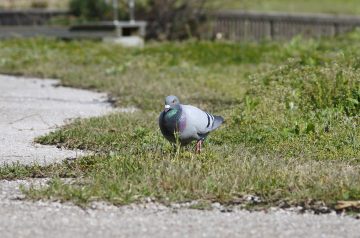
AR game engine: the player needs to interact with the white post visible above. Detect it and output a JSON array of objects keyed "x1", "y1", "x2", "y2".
[
  {"x1": 129, "y1": 0, "x2": 135, "y2": 24},
  {"x1": 113, "y1": 0, "x2": 119, "y2": 24},
  {"x1": 112, "y1": 0, "x2": 121, "y2": 36}
]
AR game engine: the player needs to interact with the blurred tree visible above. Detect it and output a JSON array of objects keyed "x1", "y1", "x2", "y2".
[
  {"x1": 69, "y1": 0, "x2": 209, "y2": 40},
  {"x1": 69, "y1": 0, "x2": 112, "y2": 21},
  {"x1": 140, "y1": 0, "x2": 209, "y2": 40}
]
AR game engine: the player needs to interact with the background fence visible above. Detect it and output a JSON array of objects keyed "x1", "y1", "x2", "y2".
[
  {"x1": 1, "y1": 10, "x2": 360, "y2": 40},
  {"x1": 212, "y1": 10, "x2": 360, "y2": 41}
]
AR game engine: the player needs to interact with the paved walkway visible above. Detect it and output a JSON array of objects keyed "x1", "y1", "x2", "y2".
[
  {"x1": 1, "y1": 179, "x2": 359, "y2": 238},
  {"x1": 0, "y1": 74, "x2": 113, "y2": 165},
  {"x1": 0, "y1": 75, "x2": 359, "y2": 238}
]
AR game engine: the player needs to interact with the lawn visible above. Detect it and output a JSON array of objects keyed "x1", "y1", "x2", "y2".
[
  {"x1": 215, "y1": 0, "x2": 360, "y2": 15},
  {"x1": 0, "y1": 33, "x2": 359, "y2": 208}
]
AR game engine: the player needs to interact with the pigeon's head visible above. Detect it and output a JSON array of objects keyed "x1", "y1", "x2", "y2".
[{"x1": 164, "y1": 95, "x2": 180, "y2": 112}]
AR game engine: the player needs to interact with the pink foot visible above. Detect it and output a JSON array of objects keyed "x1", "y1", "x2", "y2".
[{"x1": 195, "y1": 140, "x2": 203, "y2": 154}]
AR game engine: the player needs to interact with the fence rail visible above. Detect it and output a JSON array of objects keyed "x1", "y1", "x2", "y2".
[
  {"x1": 212, "y1": 10, "x2": 360, "y2": 41},
  {"x1": 0, "y1": 26, "x2": 119, "y2": 40},
  {"x1": 0, "y1": 10, "x2": 67, "y2": 25}
]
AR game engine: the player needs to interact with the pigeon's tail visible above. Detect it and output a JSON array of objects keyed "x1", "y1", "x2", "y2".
[{"x1": 211, "y1": 115, "x2": 224, "y2": 130}]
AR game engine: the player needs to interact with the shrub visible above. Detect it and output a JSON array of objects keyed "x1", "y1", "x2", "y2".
[
  {"x1": 226, "y1": 49, "x2": 360, "y2": 159},
  {"x1": 139, "y1": 0, "x2": 209, "y2": 40},
  {"x1": 31, "y1": 1, "x2": 48, "y2": 9},
  {"x1": 69, "y1": 0, "x2": 112, "y2": 21}
]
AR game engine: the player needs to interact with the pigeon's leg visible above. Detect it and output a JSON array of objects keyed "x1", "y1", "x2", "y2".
[{"x1": 195, "y1": 140, "x2": 203, "y2": 153}]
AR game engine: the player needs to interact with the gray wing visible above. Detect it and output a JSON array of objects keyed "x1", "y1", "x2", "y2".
[{"x1": 182, "y1": 105, "x2": 224, "y2": 139}]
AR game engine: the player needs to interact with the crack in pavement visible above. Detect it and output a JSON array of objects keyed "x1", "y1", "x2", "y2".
[
  {"x1": 0, "y1": 95, "x2": 109, "y2": 105},
  {"x1": 0, "y1": 74, "x2": 113, "y2": 165}
]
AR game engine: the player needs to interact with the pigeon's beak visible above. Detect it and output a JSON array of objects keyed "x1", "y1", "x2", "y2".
[{"x1": 164, "y1": 104, "x2": 170, "y2": 112}]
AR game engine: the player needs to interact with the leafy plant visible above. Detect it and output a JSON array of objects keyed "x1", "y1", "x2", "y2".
[
  {"x1": 139, "y1": 0, "x2": 209, "y2": 40},
  {"x1": 69, "y1": 0, "x2": 112, "y2": 21}
]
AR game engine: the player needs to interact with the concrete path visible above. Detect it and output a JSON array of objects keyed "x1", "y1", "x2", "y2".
[
  {"x1": 0, "y1": 74, "x2": 113, "y2": 165},
  {"x1": 1, "y1": 180, "x2": 359, "y2": 238},
  {"x1": 0, "y1": 75, "x2": 359, "y2": 238}
]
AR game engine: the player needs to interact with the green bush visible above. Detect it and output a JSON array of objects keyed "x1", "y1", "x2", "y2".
[
  {"x1": 69, "y1": 0, "x2": 112, "y2": 21},
  {"x1": 31, "y1": 1, "x2": 48, "y2": 9},
  {"x1": 225, "y1": 47, "x2": 360, "y2": 160},
  {"x1": 140, "y1": 0, "x2": 209, "y2": 40}
]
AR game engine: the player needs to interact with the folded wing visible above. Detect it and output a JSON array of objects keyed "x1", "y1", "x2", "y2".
[{"x1": 182, "y1": 105, "x2": 224, "y2": 137}]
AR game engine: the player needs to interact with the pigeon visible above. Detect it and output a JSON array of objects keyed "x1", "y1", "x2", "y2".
[{"x1": 159, "y1": 95, "x2": 224, "y2": 153}]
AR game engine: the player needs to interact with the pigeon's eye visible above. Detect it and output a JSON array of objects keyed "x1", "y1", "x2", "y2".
[{"x1": 172, "y1": 100, "x2": 176, "y2": 103}]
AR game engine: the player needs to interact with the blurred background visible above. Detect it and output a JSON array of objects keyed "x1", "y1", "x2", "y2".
[
  {"x1": 0, "y1": 0, "x2": 360, "y2": 42},
  {"x1": 1, "y1": 0, "x2": 360, "y2": 14}
]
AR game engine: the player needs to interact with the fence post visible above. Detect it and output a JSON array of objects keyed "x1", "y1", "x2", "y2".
[
  {"x1": 269, "y1": 20, "x2": 274, "y2": 40},
  {"x1": 333, "y1": 23, "x2": 339, "y2": 36}
]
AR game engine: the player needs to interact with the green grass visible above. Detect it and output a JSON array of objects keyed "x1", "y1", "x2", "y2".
[
  {"x1": 213, "y1": 0, "x2": 360, "y2": 15},
  {"x1": 0, "y1": 33, "x2": 359, "y2": 208},
  {"x1": 3, "y1": 0, "x2": 360, "y2": 15}
]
